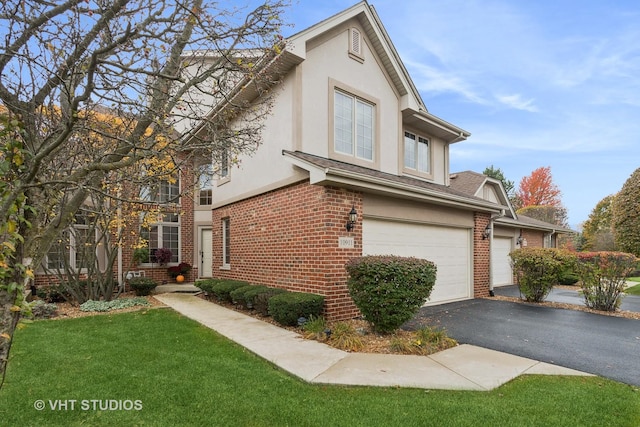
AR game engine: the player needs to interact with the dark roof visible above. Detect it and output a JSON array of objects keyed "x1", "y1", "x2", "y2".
[
  {"x1": 283, "y1": 150, "x2": 495, "y2": 206},
  {"x1": 449, "y1": 171, "x2": 487, "y2": 196}
]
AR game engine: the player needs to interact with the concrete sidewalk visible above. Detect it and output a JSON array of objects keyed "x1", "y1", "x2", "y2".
[{"x1": 154, "y1": 293, "x2": 591, "y2": 391}]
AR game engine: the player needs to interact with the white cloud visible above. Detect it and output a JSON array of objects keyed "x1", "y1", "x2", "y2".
[{"x1": 495, "y1": 94, "x2": 538, "y2": 112}]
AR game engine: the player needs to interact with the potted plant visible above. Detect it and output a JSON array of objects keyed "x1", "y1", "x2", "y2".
[
  {"x1": 153, "y1": 248, "x2": 173, "y2": 266},
  {"x1": 168, "y1": 262, "x2": 192, "y2": 282}
]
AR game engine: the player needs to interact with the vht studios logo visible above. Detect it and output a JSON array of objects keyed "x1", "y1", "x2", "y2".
[{"x1": 34, "y1": 399, "x2": 143, "y2": 411}]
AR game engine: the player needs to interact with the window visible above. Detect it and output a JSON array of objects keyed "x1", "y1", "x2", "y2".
[
  {"x1": 45, "y1": 211, "x2": 96, "y2": 271},
  {"x1": 334, "y1": 90, "x2": 374, "y2": 161},
  {"x1": 403, "y1": 131, "x2": 431, "y2": 175},
  {"x1": 140, "y1": 213, "x2": 180, "y2": 263},
  {"x1": 222, "y1": 217, "x2": 230, "y2": 267},
  {"x1": 198, "y1": 163, "x2": 213, "y2": 205},
  {"x1": 140, "y1": 175, "x2": 180, "y2": 204}
]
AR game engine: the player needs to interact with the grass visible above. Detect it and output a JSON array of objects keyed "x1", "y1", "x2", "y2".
[
  {"x1": 0, "y1": 308, "x2": 639, "y2": 426},
  {"x1": 625, "y1": 277, "x2": 640, "y2": 295}
]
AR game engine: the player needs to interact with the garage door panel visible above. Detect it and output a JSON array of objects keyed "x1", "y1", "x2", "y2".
[
  {"x1": 492, "y1": 237, "x2": 513, "y2": 287},
  {"x1": 362, "y1": 219, "x2": 471, "y2": 305}
]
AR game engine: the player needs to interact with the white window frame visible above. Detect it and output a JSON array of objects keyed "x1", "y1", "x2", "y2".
[
  {"x1": 140, "y1": 173, "x2": 181, "y2": 205},
  {"x1": 329, "y1": 81, "x2": 379, "y2": 169},
  {"x1": 45, "y1": 213, "x2": 97, "y2": 272},
  {"x1": 403, "y1": 130, "x2": 433, "y2": 179},
  {"x1": 197, "y1": 163, "x2": 214, "y2": 206},
  {"x1": 140, "y1": 212, "x2": 181, "y2": 265}
]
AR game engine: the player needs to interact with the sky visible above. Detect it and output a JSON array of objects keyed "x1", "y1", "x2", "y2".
[{"x1": 278, "y1": 0, "x2": 640, "y2": 229}]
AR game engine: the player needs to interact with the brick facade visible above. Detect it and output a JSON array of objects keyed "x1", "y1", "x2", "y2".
[
  {"x1": 521, "y1": 229, "x2": 544, "y2": 249},
  {"x1": 473, "y1": 212, "x2": 491, "y2": 298},
  {"x1": 212, "y1": 180, "x2": 362, "y2": 321}
]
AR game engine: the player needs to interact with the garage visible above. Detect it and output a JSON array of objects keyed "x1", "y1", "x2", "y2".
[
  {"x1": 491, "y1": 237, "x2": 513, "y2": 287},
  {"x1": 362, "y1": 218, "x2": 472, "y2": 305}
]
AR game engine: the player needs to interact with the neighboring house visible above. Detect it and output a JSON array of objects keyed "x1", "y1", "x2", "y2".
[{"x1": 34, "y1": 1, "x2": 571, "y2": 319}]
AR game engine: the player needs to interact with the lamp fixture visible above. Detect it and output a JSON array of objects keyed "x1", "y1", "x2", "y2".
[
  {"x1": 346, "y1": 205, "x2": 358, "y2": 232},
  {"x1": 482, "y1": 224, "x2": 491, "y2": 240}
]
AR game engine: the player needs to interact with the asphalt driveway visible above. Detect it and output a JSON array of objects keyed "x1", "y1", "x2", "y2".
[{"x1": 405, "y1": 293, "x2": 640, "y2": 387}]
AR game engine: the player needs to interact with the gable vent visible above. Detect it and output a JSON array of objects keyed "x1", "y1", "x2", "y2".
[{"x1": 349, "y1": 28, "x2": 364, "y2": 61}]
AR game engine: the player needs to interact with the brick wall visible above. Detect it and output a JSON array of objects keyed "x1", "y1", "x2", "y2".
[
  {"x1": 473, "y1": 212, "x2": 491, "y2": 297},
  {"x1": 212, "y1": 180, "x2": 362, "y2": 321},
  {"x1": 521, "y1": 229, "x2": 544, "y2": 248}
]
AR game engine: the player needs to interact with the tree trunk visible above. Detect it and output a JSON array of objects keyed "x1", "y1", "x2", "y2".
[{"x1": 0, "y1": 285, "x2": 20, "y2": 389}]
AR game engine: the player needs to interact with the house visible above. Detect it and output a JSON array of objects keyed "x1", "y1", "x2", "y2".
[
  {"x1": 35, "y1": 1, "x2": 571, "y2": 319},
  {"x1": 180, "y1": 1, "x2": 570, "y2": 320}
]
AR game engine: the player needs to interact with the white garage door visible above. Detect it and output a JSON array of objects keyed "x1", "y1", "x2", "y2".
[
  {"x1": 492, "y1": 237, "x2": 513, "y2": 287},
  {"x1": 362, "y1": 219, "x2": 472, "y2": 305}
]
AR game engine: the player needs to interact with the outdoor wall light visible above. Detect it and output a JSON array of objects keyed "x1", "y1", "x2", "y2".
[
  {"x1": 346, "y1": 205, "x2": 358, "y2": 231},
  {"x1": 517, "y1": 235, "x2": 528, "y2": 247},
  {"x1": 482, "y1": 224, "x2": 491, "y2": 240}
]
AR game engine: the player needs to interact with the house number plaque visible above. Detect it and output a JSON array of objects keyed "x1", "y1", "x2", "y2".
[{"x1": 338, "y1": 236, "x2": 355, "y2": 248}]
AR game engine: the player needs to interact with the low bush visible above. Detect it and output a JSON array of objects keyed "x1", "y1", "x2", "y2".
[
  {"x1": 345, "y1": 255, "x2": 437, "y2": 334},
  {"x1": 194, "y1": 279, "x2": 218, "y2": 296},
  {"x1": 241, "y1": 286, "x2": 271, "y2": 309},
  {"x1": 575, "y1": 251, "x2": 638, "y2": 311},
  {"x1": 30, "y1": 300, "x2": 58, "y2": 319},
  {"x1": 128, "y1": 277, "x2": 158, "y2": 296},
  {"x1": 210, "y1": 280, "x2": 251, "y2": 303},
  {"x1": 509, "y1": 248, "x2": 576, "y2": 302},
  {"x1": 230, "y1": 285, "x2": 268, "y2": 309},
  {"x1": 268, "y1": 291, "x2": 324, "y2": 326},
  {"x1": 302, "y1": 315, "x2": 328, "y2": 340},
  {"x1": 80, "y1": 297, "x2": 150, "y2": 312},
  {"x1": 253, "y1": 288, "x2": 287, "y2": 316},
  {"x1": 558, "y1": 269, "x2": 580, "y2": 286},
  {"x1": 36, "y1": 284, "x2": 70, "y2": 303},
  {"x1": 327, "y1": 322, "x2": 364, "y2": 352}
]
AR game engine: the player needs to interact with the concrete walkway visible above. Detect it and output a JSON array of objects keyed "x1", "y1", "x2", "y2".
[{"x1": 154, "y1": 293, "x2": 592, "y2": 391}]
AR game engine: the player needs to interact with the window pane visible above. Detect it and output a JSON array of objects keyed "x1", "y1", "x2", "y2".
[
  {"x1": 223, "y1": 218, "x2": 231, "y2": 265},
  {"x1": 418, "y1": 137, "x2": 429, "y2": 172},
  {"x1": 404, "y1": 132, "x2": 416, "y2": 169},
  {"x1": 198, "y1": 164, "x2": 214, "y2": 205},
  {"x1": 163, "y1": 225, "x2": 179, "y2": 263},
  {"x1": 334, "y1": 91, "x2": 353, "y2": 155},
  {"x1": 47, "y1": 235, "x2": 69, "y2": 269},
  {"x1": 356, "y1": 100, "x2": 373, "y2": 160}
]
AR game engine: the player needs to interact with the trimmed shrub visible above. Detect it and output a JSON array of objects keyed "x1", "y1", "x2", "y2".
[
  {"x1": 36, "y1": 284, "x2": 69, "y2": 303},
  {"x1": 210, "y1": 280, "x2": 251, "y2": 303},
  {"x1": 128, "y1": 277, "x2": 158, "y2": 296},
  {"x1": 268, "y1": 291, "x2": 325, "y2": 326},
  {"x1": 509, "y1": 248, "x2": 576, "y2": 302},
  {"x1": 230, "y1": 285, "x2": 268, "y2": 309},
  {"x1": 241, "y1": 285, "x2": 271, "y2": 309},
  {"x1": 558, "y1": 268, "x2": 580, "y2": 286},
  {"x1": 253, "y1": 288, "x2": 287, "y2": 316},
  {"x1": 575, "y1": 251, "x2": 638, "y2": 311},
  {"x1": 345, "y1": 255, "x2": 437, "y2": 334},
  {"x1": 194, "y1": 279, "x2": 218, "y2": 296}
]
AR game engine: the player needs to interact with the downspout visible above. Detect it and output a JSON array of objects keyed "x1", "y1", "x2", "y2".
[{"x1": 488, "y1": 209, "x2": 506, "y2": 297}]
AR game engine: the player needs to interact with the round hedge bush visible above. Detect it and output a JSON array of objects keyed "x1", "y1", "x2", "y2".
[{"x1": 345, "y1": 255, "x2": 437, "y2": 334}]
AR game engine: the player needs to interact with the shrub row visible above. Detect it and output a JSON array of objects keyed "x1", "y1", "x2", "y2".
[{"x1": 194, "y1": 279, "x2": 323, "y2": 326}]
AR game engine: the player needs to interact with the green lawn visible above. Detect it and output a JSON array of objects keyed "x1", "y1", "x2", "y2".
[
  {"x1": 626, "y1": 279, "x2": 640, "y2": 296},
  {"x1": 1, "y1": 308, "x2": 639, "y2": 426}
]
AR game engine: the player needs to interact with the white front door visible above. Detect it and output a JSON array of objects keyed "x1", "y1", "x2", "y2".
[
  {"x1": 200, "y1": 228, "x2": 213, "y2": 278},
  {"x1": 362, "y1": 219, "x2": 472, "y2": 305}
]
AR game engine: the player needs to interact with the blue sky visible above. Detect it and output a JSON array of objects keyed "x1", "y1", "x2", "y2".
[{"x1": 281, "y1": 0, "x2": 640, "y2": 229}]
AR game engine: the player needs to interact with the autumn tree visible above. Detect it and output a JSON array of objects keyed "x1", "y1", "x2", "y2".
[
  {"x1": 516, "y1": 166, "x2": 562, "y2": 208},
  {"x1": 514, "y1": 166, "x2": 569, "y2": 231},
  {"x1": 581, "y1": 194, "x2": 617, "y2": 251},
  {"x1": 612, "y1": 168, "x2": 640, "y2": 257},
  {"x1": 0, "y1": 0, "x2": 290, "y2": 386}
]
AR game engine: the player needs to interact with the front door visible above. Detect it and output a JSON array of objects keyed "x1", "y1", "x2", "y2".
[{"x1": 200, "y1": 227, "x2": 213, "y2": 278}]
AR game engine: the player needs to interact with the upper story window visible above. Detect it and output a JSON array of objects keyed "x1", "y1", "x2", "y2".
[
  {"x1": 197, "y1": 163, "x2": 213, "y2": 206},
  {"x1": 140, "y1": 174, "x2": 180, "y2": 204},
  {"x1": 403, "y1": 131, "x2": 432, "y2": 178},
  {"x1": 334, "y1": 89, "x2": 374, "y2": 161}
]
